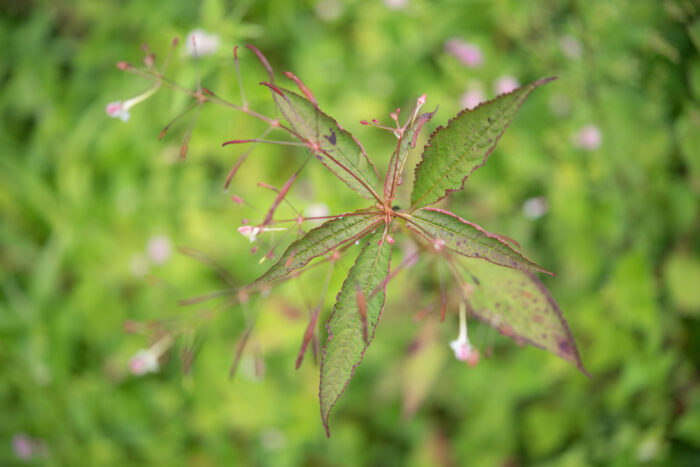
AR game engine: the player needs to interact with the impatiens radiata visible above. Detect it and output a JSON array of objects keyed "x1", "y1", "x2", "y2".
[{"x1": 110, "y1": 40, "x2": 587, "y2": 437}]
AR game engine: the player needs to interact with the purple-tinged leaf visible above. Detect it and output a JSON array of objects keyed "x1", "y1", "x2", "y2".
[
  {"x1": 459, "y1": 257, "x2": 587, "y2": 375},
  {"x1": 320, "y1": 230, "x2": 392, "y2": 437},
  {"x1": 266, "y1": 84, "x2": 382, "y2": 201},
  {"x1": 384, "y1": 110, "x2": 436, "y2": 200},
  {"x1": 410, "y1": 78, "x2": 555, "y2": 210},
  {"x1": 253, "y1": 210, "x2": 382, "y2": 284},
  {"x1": 407, "y1": 207, "x2": 552, "y2": 275}
]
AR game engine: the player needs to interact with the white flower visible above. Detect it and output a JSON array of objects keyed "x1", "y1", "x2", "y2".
[
  {"x1": 185, "y1": 29, "x2": 220, "y2": 57},
  {"x1": 449, "y1": 303, "x2": 480, "y2": 366},
  {"x1": 522, "y1": 196, "x2": 549, "y2": 220},
  {"x1": 304, "y1": 203, "x2": 330, "y2": 218},
  {"x1": 238, "y1": 225, "x2": 287, "y2": 243}
]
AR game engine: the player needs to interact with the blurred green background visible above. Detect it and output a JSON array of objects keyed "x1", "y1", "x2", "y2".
[{"x1": 2, "y1": 0, "x2": 700, "y2": 465}]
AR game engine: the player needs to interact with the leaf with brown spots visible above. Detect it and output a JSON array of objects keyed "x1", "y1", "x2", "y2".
[{"x1": 459, "y1": 257, "x2": 587, "y2": 375}]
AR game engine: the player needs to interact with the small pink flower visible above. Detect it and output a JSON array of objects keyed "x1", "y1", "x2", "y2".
[
  {"x1": 445, "y1": 39, "x2": 483, "y2": 68},
  {"x1": 106, "y1": 83, "x2": 160, "y2": 122},
  {"x1": 129, "y1": 349, "x2": 159, "y2": 375},
  {"x1": 12, "y1": 434, "x2": 33, "y2": 460},
  {"x1": 383, "y1": 0, "x2": 408, "y2": 9},
  {"x1": 460, "y1": 89, "x2": 485, "y2": 110},
  {"x1": 106, "y1": 101, "x2": 130, "y2": 122},
  {"x1": 147, "y1": 235, "x2": 172, "y2": 265},
  {"x1": 129, "y1": 335, "x2": 173, "y2": 376},
  {"x1": 494, "y1": 76, "x2": 519, "y2": 95},
  {"x1": 11, "y1": 434, "x2": 47, "y2": 461},
  {"x1": 575, "y1": 124, "x2": 602, "y2": 150},
  {"x1": 449, "y1": 303, "x2": 480, "y2": 367}
]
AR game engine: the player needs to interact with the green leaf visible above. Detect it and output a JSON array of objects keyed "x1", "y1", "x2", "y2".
[
  {"x1": 320, "y1": 230, "x2": 392, "y2": 436},
  {"x1": 253, "y1": 210, "x2": 383, "y2": 284},
  {"x1": 410, "y1": 78, "x2": 555, "y2": 210},
  {"x1": 460, "y1": 257, "x2": 587, "y2": 374},
  {"x1": 407, "y1": 207, "x2": 552, "y2": 275},
  {"x1": 384, "y1": 110, "x2": 436, "y2": 200},
  {"x1": 269, "y1": 85, "x2": 381, "y2": 200}
]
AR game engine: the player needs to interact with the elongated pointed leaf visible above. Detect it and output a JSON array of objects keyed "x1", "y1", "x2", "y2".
[
  {"x1": 460, "y1": 257, "x2": 587, "y2": 374},
  {"x1": 253, "y1": 210, "x2": 383, "y2": 284},
  {"x1": 407, "y1": 208, "x2": 552, "y2": 275},
  {"x1": 384, "y1": 110, "x2": 436, "y2": 200},
  {"x1": 270, "y1": 85, "x2": 381, "y2": 200},
  {"x1": 320, "y1": 231, "x2": 392, "y2": 436},
  {"x1": 410, "y1": 78, "x2": 555, "y2": 210}
]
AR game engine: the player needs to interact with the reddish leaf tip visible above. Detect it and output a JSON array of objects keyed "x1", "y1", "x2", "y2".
[{"x1": 260, "y1": 81, "x2": 285, "y2": 97}]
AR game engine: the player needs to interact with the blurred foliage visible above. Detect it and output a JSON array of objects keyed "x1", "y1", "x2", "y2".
[{"x1": 1, "y1": 0, "x2": 700, "y2": 465}]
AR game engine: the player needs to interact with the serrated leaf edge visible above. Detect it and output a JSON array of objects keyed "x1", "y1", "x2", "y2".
[{"x1": 409, "y1": 77, "x2": 556, "y2": 211}]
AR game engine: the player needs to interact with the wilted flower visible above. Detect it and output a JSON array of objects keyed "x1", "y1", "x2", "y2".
[
  {"x1": 460, "y1": 89, "x2": 485, "y2": 110},
  {"x1": 449, "y1": 303, "x2": 480, "y2": 366},
  {"x1": 493, "y1": 75, "x2": 519, "y2": 95},
  {"x1": 575, "y1": 124, "x2": 602, "y2": 150},
  {"x1": 445, "y1": 39, "x2": 483, "y2": 68},
  {"x1": 147, "y1": 235, "x2": 172, "y2": 265},
  {"x1": 185, "y1": 29, "x2": 220, "y2": 57},
  {"x1": 522, "y1": 196, "x2": 549, "y2": 220}
]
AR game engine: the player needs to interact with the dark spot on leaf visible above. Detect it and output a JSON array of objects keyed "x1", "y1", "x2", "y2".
[
  {"x1": 558, "y1": 339, "x2": 572, "y2": 355},
  {"x1": 324, "y1": 129, "x2": 337, "y2": 145}
]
